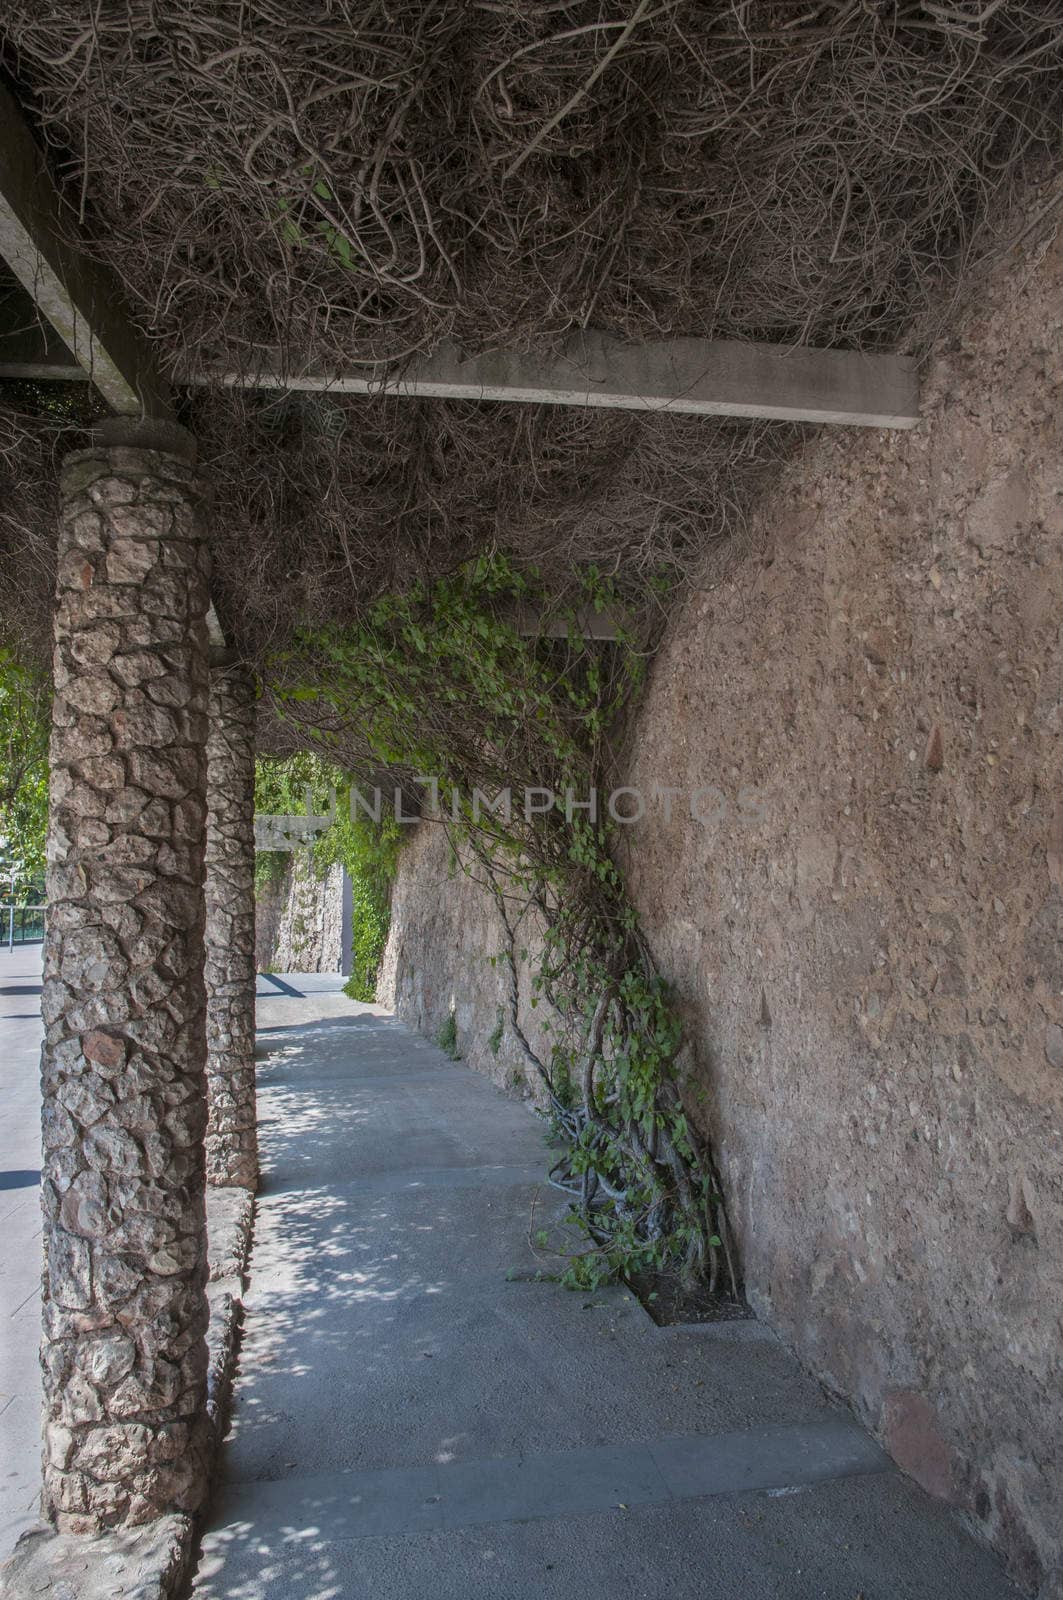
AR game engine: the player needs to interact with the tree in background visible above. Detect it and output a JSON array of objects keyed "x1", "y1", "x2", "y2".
[
  {"x1": 0, "y1": 649, "x2": 49, "y2": 900},
  {"x1": 254, "y1": 753, "x2": 400, "y2": 1000}
]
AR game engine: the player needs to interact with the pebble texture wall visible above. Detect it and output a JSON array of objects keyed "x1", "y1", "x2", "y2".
[
  {"x1": 382, "y1": 217, "x2": 1063, "y2": 1594},
  {"x1": 255, "y1": 854, "x2": 345, "y2": 974},
  {"x1": 40, "y1": 445, "x2": 212, "y2": 1531},
  {"x1": 204, "y1": 664, "x2": 258, "y2": 1190},
  {"x1": 378, "y1": 823, "x2": 554, "y2": 1098},
  {"x1": 621, "y1": 220, "x2": 1063, "y2": 1595}
]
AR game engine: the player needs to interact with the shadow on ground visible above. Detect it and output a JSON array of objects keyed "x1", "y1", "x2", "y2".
[{"x1": 190, "y1": 987, "x2": 1020, "y2": 1600}]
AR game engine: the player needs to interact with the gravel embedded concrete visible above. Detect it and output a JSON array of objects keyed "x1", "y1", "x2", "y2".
[{"x1": 192, "y1": 976, "x2": 1020, "y2": 1600}]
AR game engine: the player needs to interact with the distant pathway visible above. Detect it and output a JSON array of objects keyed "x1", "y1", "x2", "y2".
[
  {"x1": 0, "y1": 945, "x2": 45, "y2": 1561},
  {"x1": 192, "y1": 977, "x2": 1017, "y2": 1600}
]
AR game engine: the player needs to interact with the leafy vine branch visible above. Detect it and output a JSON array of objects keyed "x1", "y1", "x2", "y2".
[{"x1": 272, "y1": 554, "x2": 736, "y2": 1294}]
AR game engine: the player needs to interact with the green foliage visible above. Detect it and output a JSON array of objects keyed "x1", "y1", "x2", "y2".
[
  {"x1": 254, "y1": 850, "x2": 289, "y2": 893},
  {"x1": 0, "y1": 650, "x2": 50, "y2": 897},
  {"x1": 255, "y1": 753, "x2": 400, "y2": 1000},
  {"x1": 268, "y1": 553, "x2": 735, "y2": 1294},
  {"x1": 206, "y1": 162, "x2": 365, "y2": 275},
  {"x1": 324, "y1": 803, "x2": 400, "y2": 1002},
  {"x1": 273, "y1": 170, "x2": 363, "y2": 272},
  {"x1": 487, "y1": 1008, "x2": 504, "y2": 1057},
  {"x1": 435, "y1": 1012, "x2": 460, "y2": 1059},
  {"x1": 255, "y1": 752, "x2": 336, "y2": 818}
]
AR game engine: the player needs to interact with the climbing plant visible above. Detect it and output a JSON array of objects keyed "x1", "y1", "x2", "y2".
[
  {"x1": 254, "y1": 750, "x2": 335, "y2": 817},
  {"x1": 314, "y1": 793, "x2": 400, "y2": 1002},
  {"x1": 254, "y1": 752, "x2": 400, "y2": 1001},
  {"x1": 272, "y1": 555, "x2": 736, "y2": 1294}
]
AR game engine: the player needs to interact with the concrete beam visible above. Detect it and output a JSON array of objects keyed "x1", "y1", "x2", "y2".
[
  {"x1": 0, "y1": 325, "x2": 919, "y2": 429},
  {"x1": 0, "y1": 104, "x2": 917, "y2": 433},
  {"x1": 254, "y1": 815, "x2": 334, "y2": 851},
  {"x1": 203, "y1": 332, "x2": 920, "y2": 429},
  {"x1": 512, "y1": 604, "x2": 622, "y2": 640},
  {"x1": 0, "y1": 82, "x2": 172, "y2": 419}
]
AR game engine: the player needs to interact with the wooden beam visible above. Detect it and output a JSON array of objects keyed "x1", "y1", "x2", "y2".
[
  {"x1": 0, "y1": 82, "x2": 172, "y2": 419},
  {"x1": 0, "y1": 96, "x2": 918, "y2": 433},
  {"x1": 200, "y1": 332, "x2": 920, "y2": 429}
]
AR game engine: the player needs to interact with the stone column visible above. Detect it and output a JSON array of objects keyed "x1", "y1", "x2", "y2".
[
  {"x1": 40, "y1": 428, "x2": 212, "y2": 1532},
  {"x1": 204, "y1": 663, "x2": 258, "y2": 1190}
]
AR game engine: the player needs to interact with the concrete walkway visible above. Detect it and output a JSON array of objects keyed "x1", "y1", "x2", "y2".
[
  {"x1": 0, "y1": 945, "x2": 45, "y2": 1562},
  {"x1": 192, "y1": 978, "x2": 1018, "y2": 1600}
]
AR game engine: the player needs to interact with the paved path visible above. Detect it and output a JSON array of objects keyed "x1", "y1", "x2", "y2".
[
  {"x1": 0, "y1": 945, "x2": 45, "y2": 1561},
  {"x1": 193, "y1": 977, "x2": 1018, "y2": 1600}
]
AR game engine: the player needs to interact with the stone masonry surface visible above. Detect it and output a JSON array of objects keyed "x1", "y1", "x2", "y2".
[
  {"x1": 380, "y1": 209, "x2": 1063, "y2": 1593},
  {"x1": 255, "y1": 855, "x2": 345, "y2": 974},
  {"x1": 39, "y1": 444, "x2": 213, "y2": 1532},
  {"x1": 205, "y1": 663, "x2": 258, "y2": 1189},
  {"x1": 0, "y1": 943, "x2": 256, "y2": 1598}
]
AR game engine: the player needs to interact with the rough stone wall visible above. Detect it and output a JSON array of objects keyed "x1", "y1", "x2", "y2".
[
  {"x1": 378, "y1": 821, "x2": 553, "y2": 1096},
  {"x1": 621, "y1": 221, "x2": 1063, "y2": 1594},
  {"x1": 256, "y1": 851, "x2": 344, "y2": 973},
  {"x1": 41, "y1": 445, "x2": 212, "y2": 1531},
  {"x1": 382, "y1": 220, "x2": 1063, "y2": 1593},
  {"x1": 253, "y1": 862, "x2": 287, "y2": 972},
  {"x1": 204, "y1": 665, "x2": 258, "y2": 1189}
]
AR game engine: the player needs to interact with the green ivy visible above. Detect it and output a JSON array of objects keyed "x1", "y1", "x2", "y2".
[
  {"x1": 316, "y1": 795, "x2": 400, "y2": 1002},
  {"x1": 255, "y1": 753, "x2": 400, "y2": 1000},
  {"x1": 255, "y1": 751, "x2": 336, "y2": 819},
  {"x1": 267, "y1": 554, "x2": 736, "y2": 1293},
  {"x1": 435, "y1": 1012, "x2": 460, "y2": 1059},
  {"x1": 254, "y1": 850, "x2": 288, "y2": 893}
]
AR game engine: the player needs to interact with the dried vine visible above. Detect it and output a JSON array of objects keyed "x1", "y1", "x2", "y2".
[
  {"x1": 2, "y1": 6, "x2": 1062, "y2": 672},
  {"x1": 5, "y1": 2, "x2": 1062, "y2": 367}
]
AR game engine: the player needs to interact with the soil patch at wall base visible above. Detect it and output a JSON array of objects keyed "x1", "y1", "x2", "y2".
[{"x1": 626, "y1": 1271, "x2": 755, "y2": 1329}]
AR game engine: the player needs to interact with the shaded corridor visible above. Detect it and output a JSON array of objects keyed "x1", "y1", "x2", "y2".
[{"x1": 191, "y1": 980, "x2": 1017, "y2": 1600}]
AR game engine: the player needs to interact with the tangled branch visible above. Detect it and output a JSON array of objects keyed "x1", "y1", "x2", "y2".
[
  {"x1": 1, "y1": 6, "x2": 1061, "y2": 670},
  {"x1": 4, "y1": 2, "x2": 1061, "y2": 367}
]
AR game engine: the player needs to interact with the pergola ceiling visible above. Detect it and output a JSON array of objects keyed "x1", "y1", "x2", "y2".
[
  {"x1": 0, "y1": 76, "x2": 916, "y2": 431},
  {"x1": 0, "y1": 4, "x2": 1061, "y2": 669}
]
